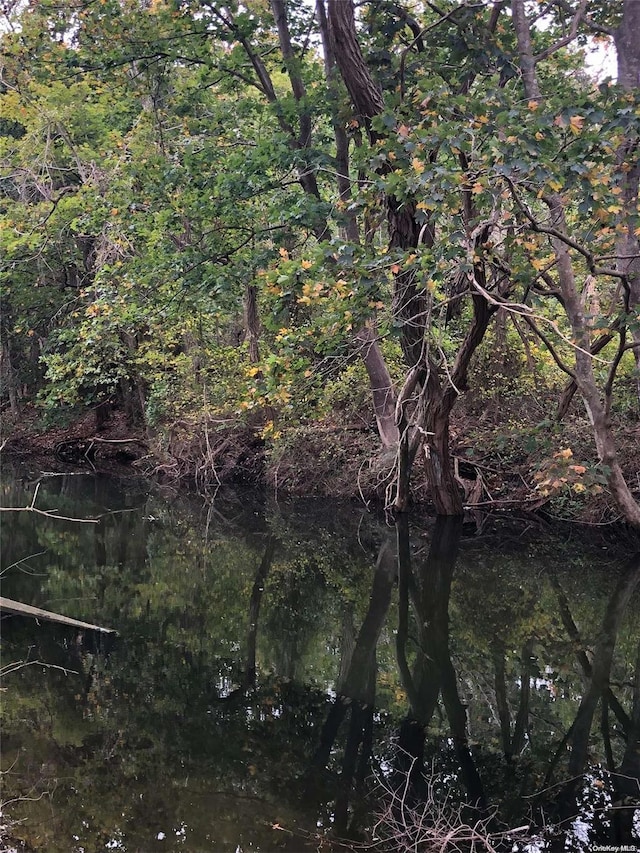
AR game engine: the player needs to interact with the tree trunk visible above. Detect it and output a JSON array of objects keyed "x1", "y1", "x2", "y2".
[
  {"x1": 328, "y1": 0, "x2": 431, "y2": 367},
  {"x1": 245, "y1": 536, "x2": 276, "y2": 688},
  {"x1": 388, "y1": 196, "x2": 431, "y2": 367},
  {"x1": 327, "y1": 0, "x2": 384, "y2": 131},
  {"x1": 424, "y1": 373, "x2": 464, "y2": 516},
  {"x1": 243, "y1": 283, "x2": 260, "y2": 364},
  {"x1": 615, "y1": 1, "x2": 640, "y2": 405},
  {"x1": 556, "y1": 329, "x2": 615, "y2": 421},
  {"x1": 356, "y1": 324, "x2": 399, "y2": 448},
  {"x1": 547, "y1": 198, "x2": 640, "y2": 529},
  {"x1": 493, "y1": 643, "x2": 513, "y2": 760},
  {"x1": 566, "y1": 557, "x2": 640, "y2": 777},
  {"x1": 419, "y1": 516, "x2": 486, "y2": 808},
  {"x1": 512, "y1": 638, "x2": 534, "y2": 757},
  {"x1": 511, "y1": 0, "x2": 542, "y2": 101},
  {"x1": 312, "y1": 535, "x2": 396, "y2": 769},
  {"x1": 316, "y1": 0, "x2": 359, "y2": 244},
  {"x1": 328, "y1": 0, "x2": 494, "y2": 516},
  {"x1": 341, "y1": 537, "x2": 396, "y2": 705},
  {"x1": 0, "y1": 339, "x2": 19, "y2": 416}
]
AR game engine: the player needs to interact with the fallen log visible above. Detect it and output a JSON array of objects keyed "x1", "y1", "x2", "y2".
[{"x1": 0, "y1": 597, "x2": 117, "y2": 634}]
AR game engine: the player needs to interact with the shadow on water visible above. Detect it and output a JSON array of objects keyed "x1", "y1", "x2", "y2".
[{"x1": 1, "y1": 465, "x2": 639, "y2": 851}]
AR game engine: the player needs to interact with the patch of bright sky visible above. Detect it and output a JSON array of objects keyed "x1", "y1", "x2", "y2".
[{"x1": 583, "y1": 36, "x2": 618, "y2": 82}]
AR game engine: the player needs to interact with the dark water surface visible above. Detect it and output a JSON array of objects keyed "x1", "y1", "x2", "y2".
[{"x1": 1, "y1": 466, "x2": 639, "y2": 852}]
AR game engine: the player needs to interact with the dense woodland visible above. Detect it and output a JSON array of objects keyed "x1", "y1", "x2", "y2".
[{"x1": 1, "y1": 0, "x2": 640, "y2": 526}]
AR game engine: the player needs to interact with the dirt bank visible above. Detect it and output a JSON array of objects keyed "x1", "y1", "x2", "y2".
[{"x1": 2, "y1": 401, "x2": 639, "y2": 529}]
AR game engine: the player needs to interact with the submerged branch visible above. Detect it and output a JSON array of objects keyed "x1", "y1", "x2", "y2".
[{"x1": 0, "y1": 484, "x2": 100, "y2": 524}]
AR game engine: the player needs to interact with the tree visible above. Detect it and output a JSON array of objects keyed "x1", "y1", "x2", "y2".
[
  {"x1": 323, "y1": 0, "x2": 640, "y2": 525},
  {"x1": 508, "y1": 0, "x2": 640, "y2": 527},
  {"x1": 614, "y1": 1, "x2": 640, "y2": 404}
]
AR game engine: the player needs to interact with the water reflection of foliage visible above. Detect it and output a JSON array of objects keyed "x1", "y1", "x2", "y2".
[{"x1": 2, "y1": 470, "x2": 640, "y2": 850}]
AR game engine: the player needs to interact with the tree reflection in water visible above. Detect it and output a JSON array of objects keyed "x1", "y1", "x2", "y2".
[
  {"x1": 1, "y1": 468, "x2": 639, "y2": 850},
  {"x1": 309, "y1": 515, "x2": 640, "y2": 850}
]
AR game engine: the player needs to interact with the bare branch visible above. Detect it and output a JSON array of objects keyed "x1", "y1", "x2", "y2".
[
  {"x1": 0, "y1": 485, "x2": 100, "y2": 523},
  {"x1": 521, "y1": 314, "x2": 577, "y2": 380},
  {"x1": 549, "y1": 0, "x2": 615, "y2": 38},
  {"x1": 534, "y1": 0, "x2": 588, "y2": 63}
]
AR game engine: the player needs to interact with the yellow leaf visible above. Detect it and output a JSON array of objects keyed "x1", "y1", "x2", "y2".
[
  {"x1": 300, "y1": 259, "x2": 313, "y2": 270},
  {"x1": 412, "y1": 157, "x2": 425, "y2": 174},
  {"x1": 555, "y1": 448, "x2": 573, "y2": 459},
  {"x1": 528, "y1": 100, "x2": 540, "y2": 111},
  {"x1": 569, "y1": 115, "x2": 585, "y2": 135},
  {"x1": 278, "y1": 248, "x2": 289, "y2": 260}
]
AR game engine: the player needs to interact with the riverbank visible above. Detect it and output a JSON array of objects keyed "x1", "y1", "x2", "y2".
[{"x1": 2, "y1": 399, "x2": 639, "y2": 529}]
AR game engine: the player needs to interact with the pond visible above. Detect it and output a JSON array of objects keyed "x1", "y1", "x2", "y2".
[{"x1": 1, "y1": 466, "x2": 639, "y2": 852}]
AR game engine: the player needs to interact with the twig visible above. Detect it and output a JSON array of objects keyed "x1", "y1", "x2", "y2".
[
  {"x1": 0, "y1": 659, "x2": 78, "y2": 679},
  {"x1": 0, "y1": 484, "x2": 100, "y2": 523},
  {"x1": 0, "y1": 551, "x2": 48, "y2": 579},
  {"x1": 0, "y1": 506, "x2": 100, "y2": 524}
]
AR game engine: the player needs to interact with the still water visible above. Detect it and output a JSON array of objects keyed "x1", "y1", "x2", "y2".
[{"x1": 1, "y1": 466, "x2": 639, "y2": 852}]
